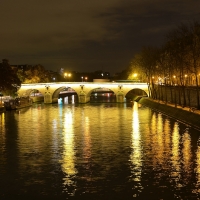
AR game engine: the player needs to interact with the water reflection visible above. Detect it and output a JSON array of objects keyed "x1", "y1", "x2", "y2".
[
  {"x1": 1, "y1": 102, "x2": 200, "y2": 199},
  {"x1": 0, "y1": 113, "x2": 6, "y2": 173},
  {"x1": 195, "y1": 139, "x2": 200, "y2": 194},
  {"x1": 171, "y1": 122, "x2": 181, "y2": 191},
  {"x1": 156, "y1": 113, "x2": 165, "y2": 167},
  {"x1": 82, "y1": 116, "x2": 91, "y2": 168},
  {"x1": 130, "y1": 102, "x2": 143, "y2": 195},
  {"x1": 182, "y1": 130, "x2": 192, "y2": 178},
  {"x1": 61, "y1": 110, "x2": 77, "y2": 194},
  {"x1": 58, "y1": 95, "x2": 76, "y2": 105}
]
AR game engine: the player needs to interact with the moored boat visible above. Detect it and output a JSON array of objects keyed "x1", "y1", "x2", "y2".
[{"x1": 4, "y1": 96, "x2": 33, "y2": 110}]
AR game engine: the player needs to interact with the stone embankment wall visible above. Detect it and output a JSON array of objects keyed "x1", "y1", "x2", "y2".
[{"x1": 138, "y1": 97, "x2": 200, "y2": 130}]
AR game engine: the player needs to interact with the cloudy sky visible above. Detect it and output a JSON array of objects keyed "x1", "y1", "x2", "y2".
[{"x1": 1, "y1": 0, "x2": 200, "y2": 74}]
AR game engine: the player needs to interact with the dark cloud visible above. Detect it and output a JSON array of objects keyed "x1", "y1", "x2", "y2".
[{"x1": 0, "y1": 0, "x2": 200, "y2": 74}]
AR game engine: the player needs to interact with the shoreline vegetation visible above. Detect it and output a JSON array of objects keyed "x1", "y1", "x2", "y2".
[{"x1": 138, "y1": 97, "x2": 200, "y2": 130}]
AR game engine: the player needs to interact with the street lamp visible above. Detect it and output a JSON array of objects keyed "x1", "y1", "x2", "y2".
[
  {"x1": 173, "y1": 75, "x2": 176, "y2": 85},
  {"x1": 64, "y1": 73, "x2": 71, "y2": 81},
  {"x1": 184, "y1": 74, "x2": 188, "y2": 85},
  {"x1": 85, "y1": 77, "x2": 88, "y2": 82},
  {"x1": 133, "y1": 73, "x2": 137, "y2": 78},
  {"x1": 81, "y1": 76, "x2": 83, "y2": 82},
  {"x1": 132, "y1": 73, "x2": 138, "y2": 82}
]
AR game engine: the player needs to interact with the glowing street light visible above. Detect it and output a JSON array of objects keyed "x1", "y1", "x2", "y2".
[
  {"x1": 133, "y1": 73, "x2": 137, "y2": 78},
  {"x1": 64, "y1": 73, "x2": 71, "y2": 81},
  {"x1": 173, "y1": 75, "x2": 176, "y2": 85}
]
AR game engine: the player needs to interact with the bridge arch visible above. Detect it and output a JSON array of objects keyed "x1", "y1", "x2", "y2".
[
  {"x1": 88, "y1": 87, "x2": 116, "y2": 102},
  {"x1": 125, "y1": 88, "x2": 148, "y2": 97},
  {"x1": 88, "y1": 87, "x2": 115, "y2": 96}
]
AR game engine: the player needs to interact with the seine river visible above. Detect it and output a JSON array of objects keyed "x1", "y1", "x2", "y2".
[{"x1": 0, "y1": 95, "x2": 200, "y2": 199}]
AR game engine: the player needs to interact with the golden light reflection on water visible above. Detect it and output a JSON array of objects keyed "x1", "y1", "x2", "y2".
[
  {"x1": 150, "y1": 112, "x2": 163, "y2": 168},
  {"x1": 182, "y1": 130, "x2": 192, "y2": 177},
  {"x1": 61, "y1": 111, "x2": 77, "y2": 187},
  {"x1": 195, "y1": 139, "x2": 200, "y2": 194},
  {"x1": 156, "y1": 113, "x2": 164, "y2": 166},
  {"x1": 1, "y1": 103, "x2": 200, "y2": 198},
  {"x1": 83, "y1": 116, "x2": 91, "y2": 163},
  {"x1": 163, "y1": 118, "x2": 171, "y2": 152},
  {"x1": 0, "y1": 112, "x2": 5, "y2": 136},
  {"x1": 130, "y1": 102, "x2": 142, "y2": 184},
  {"x1": 0, "y1": 113, "x2": 6, "y2": 170},
  {"x1": 171, "y1": 122, "x2": 181, "y2": 184}
]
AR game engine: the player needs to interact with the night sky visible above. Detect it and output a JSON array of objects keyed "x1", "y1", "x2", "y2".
[{"x1": 1, "y1": 0, "x2": 200, "y2": 74}]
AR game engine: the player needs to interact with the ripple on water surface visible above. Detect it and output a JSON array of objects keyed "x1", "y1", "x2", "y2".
[{"x1": 0, "y1": 102, "x2": 200, "y2": 199}]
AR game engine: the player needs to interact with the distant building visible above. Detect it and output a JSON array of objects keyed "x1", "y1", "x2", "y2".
[
  {"x1": 48, "y1": 70, "x2": 59, "y2": 82},
  {"x1": 93, "y1": 70, "x2": 110, "y2": 79}
]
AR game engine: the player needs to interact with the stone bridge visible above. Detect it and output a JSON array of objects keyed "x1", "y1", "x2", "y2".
[{"x1": 18, "y1": 82, "x2": 149, "y2": 103}]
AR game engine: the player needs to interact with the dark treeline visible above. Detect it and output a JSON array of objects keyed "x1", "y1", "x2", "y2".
[
  {"x1": 126, "y1": 21, "x2": 200, "y2": 109},
  {"x1": 0, "y1": 59, "x2": 53, "y2": 96}
]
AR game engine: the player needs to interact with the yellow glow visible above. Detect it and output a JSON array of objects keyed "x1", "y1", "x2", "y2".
[
  {"x1": 0, "y1": 112, "x2": 5, "y2": 145},
  {"x1": 171, "y1": 122, "x2": 181, "y2": 183},
  {"x1": 132, "y1": 102, "x2": 139, "y2": 139},
  {"x1": 0, "y1": 112, "x2": 5, "y2": 129},
  {"x1": 133, "y1": 73, "x2": 137, "y2": 78},
  {"x1": 182, "y1": 131, "x2": 192, "y2": 175},
  {"x1": 64, "y1": 73, "x2": 71, "y2": 77},
  {"x1": 150, "y1": 112, "x2": 157, "y2": 168},
  {"x1": 62, "y1": 112, "x2": 77, "y2": 186},
  {"x1": 83, "y1": 117, "x2": 91, "y2": 171},
  {"x1": 163, "y1": 119, "x2": 171, "y2": 154},
  {"x1": 173, "y1": 75, "x2": 176, "y2": 78},
  {"x1": 130, "y1": 102, "x2": 142, "y2": 182},
  {"x1": 196, "y1": 140, "x2": 200, "y2": 191},
  {"x1": 156, "y1": 113, "x2": 164, "y2": 165}
]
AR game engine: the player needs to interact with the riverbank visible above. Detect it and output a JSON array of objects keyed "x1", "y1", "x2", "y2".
[{"x1": 138, "y1": 97, "x2": 200, "y2": 130}]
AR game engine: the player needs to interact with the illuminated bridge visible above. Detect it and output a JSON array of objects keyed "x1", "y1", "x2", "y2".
[{"x1": 18, "y1": 82, "x2": 149, "y2": 103}]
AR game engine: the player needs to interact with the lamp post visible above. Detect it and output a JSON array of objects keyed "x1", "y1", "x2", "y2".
[{"x1": 81, "y1": 76, "x2": 83, "y2": 82}]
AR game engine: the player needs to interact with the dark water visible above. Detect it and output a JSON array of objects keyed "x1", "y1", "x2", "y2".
[{"x1": 0, "y1": 99, "x2": 200, "y2": 199}]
